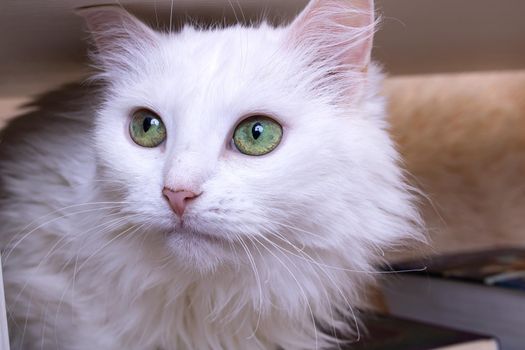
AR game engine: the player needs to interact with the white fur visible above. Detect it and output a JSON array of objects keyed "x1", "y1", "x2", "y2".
[{"x1": 0, "y1": 1, "x2": 422, "y2": 349}]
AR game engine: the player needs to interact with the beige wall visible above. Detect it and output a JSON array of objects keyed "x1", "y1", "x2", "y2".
[
  {"x1": 0, "y1": 98, "x2": 31, "y2": 127},
  {"x1": 1, "y1": 0, "x2": 524, "y2": 120}
]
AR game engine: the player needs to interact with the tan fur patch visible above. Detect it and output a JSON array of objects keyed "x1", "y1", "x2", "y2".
[{"x1": 385, "y1": 70, "x2": 525, "y2": 258}]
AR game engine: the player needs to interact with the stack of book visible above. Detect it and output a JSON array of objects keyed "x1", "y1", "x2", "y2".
[
  {"x1": 378, "y1": 248, "x2": 525, "y2": 350},
  {"x1": 347, "y1": 313, "x2": 497, "y2": 350}
]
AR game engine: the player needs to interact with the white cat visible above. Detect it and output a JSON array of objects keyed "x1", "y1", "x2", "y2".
[{"x1": 0, "y1": 0, "x2": 422, "y2": 349}]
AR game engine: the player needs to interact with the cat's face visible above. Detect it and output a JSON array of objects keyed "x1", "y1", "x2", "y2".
[{"x1": 81, "y1": 0, "x2": 419, "y2": 271}]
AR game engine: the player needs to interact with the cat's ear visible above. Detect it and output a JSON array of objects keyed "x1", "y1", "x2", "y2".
[
  {"x1": 76, "y1": 6, "x2": 157, "y2": 70},
  {"x1": 287, "y1": 0, "x2": 376, "y2": 72}
]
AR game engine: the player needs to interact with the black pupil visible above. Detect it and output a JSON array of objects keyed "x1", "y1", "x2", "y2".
[
  {"x1": 142, "y1": 117, "x2": 159, "y2": 133},
  {"x1": 252, "y1": 123, "x2": 264, "y2": 140}
]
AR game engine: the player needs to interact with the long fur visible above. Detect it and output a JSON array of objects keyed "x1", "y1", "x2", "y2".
[{"x1": 0, "y1": 1, "x2": 423, "y2": 349}]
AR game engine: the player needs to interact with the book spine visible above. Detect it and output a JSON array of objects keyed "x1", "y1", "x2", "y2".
[{"x1": 0, "y1": 254, "x2": 10, "y2": 350}]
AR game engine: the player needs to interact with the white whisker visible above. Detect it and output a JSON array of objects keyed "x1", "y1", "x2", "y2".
[{"x1": 248, "y1": 235, "x2": 319, "y2": 349}]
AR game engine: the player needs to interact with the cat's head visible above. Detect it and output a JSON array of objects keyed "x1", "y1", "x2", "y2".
[{"x1": 79, "y1": 0, "x2": 421, "y2": 272}]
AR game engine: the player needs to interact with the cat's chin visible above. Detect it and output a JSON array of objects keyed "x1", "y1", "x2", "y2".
[
  {"x1": 168, "y1": 227, "x2": 224, "y2": 244},
  {"x1": 165, "y1": 227, "x2": 235, "y2": 271}
]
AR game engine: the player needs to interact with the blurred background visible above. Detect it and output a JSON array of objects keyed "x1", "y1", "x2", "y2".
[{"x1": 1, "y1": 0, "x2": 524, "y2": 119}]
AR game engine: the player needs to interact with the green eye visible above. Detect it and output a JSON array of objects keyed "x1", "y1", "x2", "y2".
[
  {"x1": 129, "y1": 109, "x2": 167, "y2": 148},
  {"x1": 233, "y1": 115, "x2": 283, "y2": 156}
]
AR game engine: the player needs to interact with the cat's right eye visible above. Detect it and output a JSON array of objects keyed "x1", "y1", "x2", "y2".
[{"x1": 129, "y1": 109, "x2": 167, "y2": 148}]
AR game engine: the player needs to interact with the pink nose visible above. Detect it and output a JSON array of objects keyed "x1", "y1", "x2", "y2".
[{"x1": 162, "y1": 188, "x2": 199, "y2": 217}]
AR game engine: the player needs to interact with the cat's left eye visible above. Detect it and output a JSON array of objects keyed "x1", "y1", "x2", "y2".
[
  {"x1": 233, "y1": 115, "x2": 283, "y2": 156},
  {"x1": 129, "y1": 109, "x2": 167, "y2": 148}
]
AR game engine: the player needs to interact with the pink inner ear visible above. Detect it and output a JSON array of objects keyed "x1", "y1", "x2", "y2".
[
  {"x1": 76, "y1": 6, "x2": 157, "y2": 63},
  {"x1": 288, "y1": 0, "x2": 375, "y2": 70}
]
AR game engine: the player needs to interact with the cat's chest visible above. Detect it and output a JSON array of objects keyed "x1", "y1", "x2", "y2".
[{"x1": 68, "y1": 265, "x2": 272, "y2": 350}]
